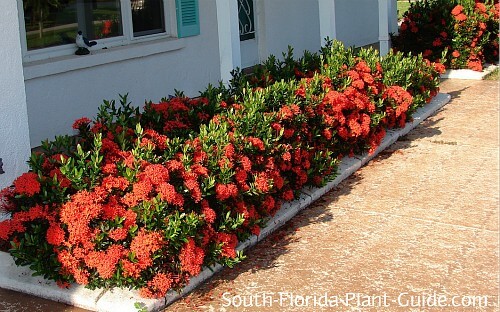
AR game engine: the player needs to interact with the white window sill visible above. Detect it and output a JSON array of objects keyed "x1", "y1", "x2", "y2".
[{"x1": 23, "y1": 37, "x2": 185, "y2": 80}]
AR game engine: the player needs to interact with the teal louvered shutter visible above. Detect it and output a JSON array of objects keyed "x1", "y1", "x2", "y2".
[{"x1": 176, "y1": 0, "x2": 200, "y2": 37}]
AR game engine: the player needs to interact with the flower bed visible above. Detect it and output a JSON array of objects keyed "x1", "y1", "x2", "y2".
[
  {"x1": 0, "y1": 40, "x2": 444, "y2": 299},
  {"x1": 393, "y1": 0, "x2": 499, "y2": 71}
]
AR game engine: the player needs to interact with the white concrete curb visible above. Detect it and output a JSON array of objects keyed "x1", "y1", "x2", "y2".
[
  {"x1": 0, "y1": 93, "x2": 451, "y2": 312},
  {"x1": 441, "y1": 63, "x2": 498, "y2": 80}
]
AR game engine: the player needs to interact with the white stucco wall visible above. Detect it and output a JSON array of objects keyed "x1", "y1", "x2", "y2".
[
  {"x1": 334, "y1": 0, "x2": 398, "y2": 48},
  {"x1": 0, "y1": 2, "x2": 31, "y2": 189},
  {"x1": 258, "y1": 0, "x2": 321, "y2": 61},
  {"x1": 335, "y1": 0, "x2": 380, "y2": 48},
  {"x1": 24, "y1": 1, "x2": 221, "y2": 147}
]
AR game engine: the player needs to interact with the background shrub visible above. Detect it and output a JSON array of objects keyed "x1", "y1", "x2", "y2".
[{"x1": 393, "y1": 0, "x2": 499, "y2": 71}]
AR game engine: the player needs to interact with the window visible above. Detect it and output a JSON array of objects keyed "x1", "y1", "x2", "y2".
[
  {"x1": 19, "y1": 0, "x2": 200, "y2": 61},
  {"x1": 23, "y1": 0, "x2": 123, "y2": 51},
  {"x1": 131, "y1": 0, "x2": 165, "y2": 36},
  {"x1": 238, "y1": 0, "x2": 255, "y2": 41}
]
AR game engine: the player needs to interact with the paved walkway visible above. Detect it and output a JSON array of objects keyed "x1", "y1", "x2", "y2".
[{"x1": 0, "y1": 79, "x2": 498, "y2": 311}]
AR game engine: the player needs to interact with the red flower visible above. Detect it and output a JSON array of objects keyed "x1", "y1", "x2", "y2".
[
  {"x1": 433, "y1": 62, "x2": 446, "y2": 74},
  {"x1": 0, "y1": 219, "x2": 25, "y2": 241},
  {"x1": 72, "y1": 117, "x2": 91, "y2": 130},
  {"x1": 46, "y1": 222, "x2": 66, "y2": 246},
  {"x1": 139, "y1": 273, "x2": 173, "y2": 299},
  {"x1": 452, "y1": 50, "x2": 461, "y2": 58},
  {"x1": 247, "y1": 137, "x2": 265, "y2": 151},
  {"x1": 451, "y1": 5, "x2": 463, "y2": 16},
  {"x1": 215, "y1": 183, "x2": 238, "y2": 201},
  {"x1": 240, "y1": 156, "x2": 252, "y2": 172},
  {"x1": 423, "y1": 49, "x2": 433, "y2": 57},
  {"x1": 352, "y1": 79, "x2": 365, "y2": 90},
  {"x1": 475, "y1": 2, "x2": 487, "y2": 14},
  {"x1": 455, "y1": 13, "x2": 467, "y2": 22},
  {"x1": 138, "y1": 164, "x2": 170, "y2": 186},
  {"x1": 121, "y1": 259, "x2": 142, "y2": 278},
  {"x1": 101, "y1": 20, "x2": 112, "y2": 36},
  {"x1": 122, "y1": 180, "x2": 153, "y2": 208},
  {"x1": 467, "y1": 59, "x2": 483, "y2": 71},
  {"x1": 234, "y1": 169, "x2": 248, "y2": 184},
  {"x1": 432, "y1": 38, "x2": 442, "y2": 47},
  {"x1": 270, "y1": 170, "x2": 284, "y2": 190},
  {"x1": 56, "y1": 280, "x2": 71, "y2": 289},
  {"x1": 254, "y1": 173, "x2": 269, "y2": 192},
  {"x1": 295, "y1": 85, "x2": 306, "y2": 97},
  {"x1": 283, "y1": 128, "x2": 295, "y2": 139},
  {"x1": 157, "y1": 182, "x2": 184, "y2": 207},
  {"x1": 201, "y1": 200, "x2": 216, "y2": 224},
  {"x1": 355, "y1": 61, "x2": 371, "y2": 73},
  {"x1": 216, "y1": 232, "x2": 238, "y2": 258},
  {"x1": 191, "y1": 164, "x2": 209, "y2": 177},
  {"x1": 179, "y1": 238, "x2": 205, "y2": 275},
  {"x1": 13, "y1": 172, "x2": 40, "y2": 196},
  {"x1": 101, "y1": 175, "x2": 129, "y2": 191},
  {"x1": 347, "y1": 70, "x2": 360, "y2": 81},
  {"x1": 108, "y1": 227, "x2": 128, "y2": 241},
  {"x1": 183, "y1": 172, "x2": 202, "y2": 202},
  {"x1": 251, "y1": 226, "x2": 261, "y2": 236},
  {"x1": 84, "y1": 245, "x2": 124, "y2": 279},
  {"x1": 224, "y1": 143, "x2": 235, "y2": 159},
  {"x1": 130, "y1": 229, "x2": 164, "y2": 268},
  {"x1": 166, "y1": 160, "x2": 184, "y2": 172},
  {"x1": 282, "y1": 189, "x2": 295, "y2": 201}
]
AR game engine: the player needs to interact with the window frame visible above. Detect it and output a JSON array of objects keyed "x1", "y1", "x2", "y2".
[{"x1": 18, "y1": 0, "x2": 179, "y2": 63}]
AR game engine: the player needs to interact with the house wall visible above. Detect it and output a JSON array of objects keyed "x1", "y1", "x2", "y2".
[
  {"x1": 335, "y1": 0, "x2": 380, "y2": 48},
  {"x1": 334, "y1": 0, "x2": 397, "y2": 48},
  {"x1": 24, "y1": 1, "x2": 221, "y2": 147},
  {"x1": 0, "y1": 2, "x2": 31, "y2": 189},
  {"x1": 258, "y1": 0, "x2": 321, "y2": 60}
]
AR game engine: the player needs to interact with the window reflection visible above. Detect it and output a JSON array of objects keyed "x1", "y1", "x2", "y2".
[{"x1": 23, "y1": 0, "x2": 122, "y2": 50}]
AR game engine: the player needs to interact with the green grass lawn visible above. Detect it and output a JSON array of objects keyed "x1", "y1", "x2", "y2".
[
  {"x1": 397, "y1": 1, "x2": 412, "y2": 19},
  {"x1": 484, "y1": 67, "x2": 499, "y2": 80}
]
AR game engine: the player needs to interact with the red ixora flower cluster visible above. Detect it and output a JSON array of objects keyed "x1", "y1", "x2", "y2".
[{"x1": 0, "y1": 40, "x2": 442, "y2": 299}]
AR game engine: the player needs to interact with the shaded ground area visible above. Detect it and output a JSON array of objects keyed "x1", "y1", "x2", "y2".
[
  {"x1": 0, "y1": 288, "x2": 88, "y2": 312},
  {"x1": 0, "y1": 79, "x2": 498, "y2": 311}
]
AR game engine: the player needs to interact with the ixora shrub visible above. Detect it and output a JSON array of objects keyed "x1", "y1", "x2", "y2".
[
  {"x1": 392, "y1": 0, "x2": 499, "y2": 71},
  {"x1": 0, "y1": 40, "x2": 444, "y2": 299}
]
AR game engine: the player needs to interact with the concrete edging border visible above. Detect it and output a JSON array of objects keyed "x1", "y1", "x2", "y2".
[
  {"x1": 441, "y1": 63, "x2": 498, "y2": 80},
  {"x1": 0, "y1": 93, "x2": 452, "y2": 312}
]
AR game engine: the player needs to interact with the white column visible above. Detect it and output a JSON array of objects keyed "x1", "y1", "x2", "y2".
[
  {"x1": 318, "y1": 0, "x2": 337, "y2": 46},
  {"x1": 389, "y1": 0, "x2": 399, "y2": 35},
  {"x1": 216, "y1": 0, "x2": 242, "y2": 83},
  {"x1": 0, "y1": 1, "x2": 31, "y2": 188},
  {"x1": 255, "y1": 0, "x2": 268, "y2": 63},
  {"x1": 378, "y1": 0, "x2": 390, "y2": 56}
]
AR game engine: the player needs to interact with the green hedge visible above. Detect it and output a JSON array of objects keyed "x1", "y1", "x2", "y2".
[{"x1": 0, "y1": 40, "x2": 443, "y2": 298}]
